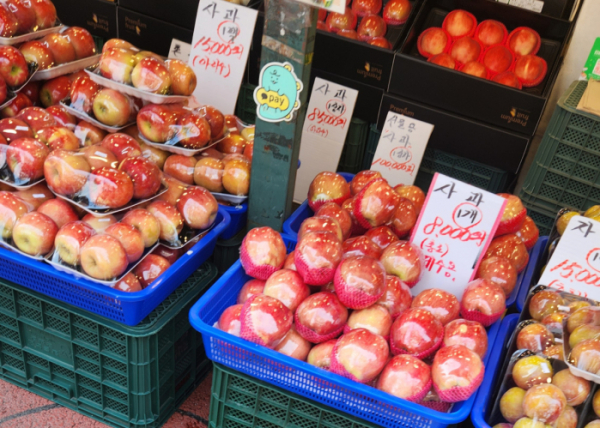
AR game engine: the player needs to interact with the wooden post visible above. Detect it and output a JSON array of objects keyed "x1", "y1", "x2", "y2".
[{"x1": 247, "y1": 0, "x2": 317, "y2": 231}]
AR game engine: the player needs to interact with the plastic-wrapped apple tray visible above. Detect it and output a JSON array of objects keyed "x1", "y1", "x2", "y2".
[
  {"x1": 32, "y1": 53, "x2": 101, "y2": 81},
  {"x1": 189, "y1": 234, "x2": 504, "y2": 428},
  {"x1": 0, "y1": 22, "x2": 63, "y2": 46},
  {"x1": 0, "y1": 206, "x2": 230, "y2": 326},
  {"x1": 563, "y1": 316, "x2": 600, "y2": 384},
  {"x1": 60, "y1": 98, "x2": 136, "y2": 133}
]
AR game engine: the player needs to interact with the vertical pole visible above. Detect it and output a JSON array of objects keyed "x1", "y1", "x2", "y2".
[{"x1": 247, "y1": 0, "x2": 317, "y2": 231}]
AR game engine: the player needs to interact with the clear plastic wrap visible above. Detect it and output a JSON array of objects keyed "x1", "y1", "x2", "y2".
[
  {"x1": 0, "y1": 119, "x2": 48, "y2": 187},
  {"x1": 563, "y1": 307, "x2": 600, "y2": 383}
]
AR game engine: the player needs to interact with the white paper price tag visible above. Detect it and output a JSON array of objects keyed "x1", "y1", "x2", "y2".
[
  {"x1": 168, "y1": 38, "x2": 191, "y2": 61},
  {"x1": 189, "y1": 0, "x2": 258, "y2": 114},
  {"x1": 293, "y1": 78, "x2": 358, "y2": 203},
  {"x1": 370, "y1": 111, "x2": 434, "y2": 187},
  {"x1": 409, "y1": 173, "x2": 507, "y2": 299},
  {"x1": 539, "y1": 216, "x2": 600, "y2": 299}
]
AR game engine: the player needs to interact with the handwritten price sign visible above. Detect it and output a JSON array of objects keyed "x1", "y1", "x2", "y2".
[
  {"x1": 540, "y1": 216, "x2": 600, "y2": 299},
  {"x1": 293, "y1": 78, "x2": 358, "y2": 203},
  {"x1": 409, "y1": 173, "x2": 507, "y2": 299},
  {"x1": 189, "y1": 0, "x2": 257, "y2": 113},
  {"x1": 370, "y1": 111, "x2": 434, "y2": 186}
]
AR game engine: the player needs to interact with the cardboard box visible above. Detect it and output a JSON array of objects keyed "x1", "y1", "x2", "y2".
[
  {"x1": 118, "y1": 0, "x2": 199, "y2": 31},
  {"x1": 389, "y1": 0, "x2": 573, "y2": 136},
  {"x1": 378, "y1": 92, "x2": 530, "y2": 173},
  {"x1": 52, "y1": 0, "x2": 117, "y2": 39},
  {"x1": 117, "y1": 8, "x2": 193, "y2": 57}
]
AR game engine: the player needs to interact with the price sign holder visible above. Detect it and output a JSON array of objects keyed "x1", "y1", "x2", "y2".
[
  {"x1": 293, "y1": 78, "x2": 358, "y2": 203},
  {"x1": 539, "y1": 215, "x2": 600, "y2": 299},
  {"x1": 370, "y1": 111, "x2": 434, "y2": 187},
  {"x1": 409, "y1": 173, "x2": 507, "y2": 299}
]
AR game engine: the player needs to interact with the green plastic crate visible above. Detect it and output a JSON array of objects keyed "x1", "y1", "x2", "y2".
[
  {"x1": 362, "y1": 124, "x2": 381, "y2": 170},
  {"x1": 337, "y1": 118, "x2": 369, "y2": 174},
  {"x1": 520, "y1": 80, "x2": 600, "y2": 219},
  {"x1": 209, "y1": 363, "x2": 379, "y2": 428},
  {"x1": 210, "y1": 229, "x2": 245, "y2": 276},
  {"x1": 0, "y1": 263, "x2": 218, "y2": 428},
  {"x1": 236, "y1": 83, "x2": 257, "y2": 125}
]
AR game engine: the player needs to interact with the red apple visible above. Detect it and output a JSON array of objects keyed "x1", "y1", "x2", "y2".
[
  {"x1": 496, "y1": 193, "x2": 527, "y2": 236},
  {"x1": 390, "y1": 198, "x2": 417, "y2": 238},
  {"x1": 177, "y1": 112, "x2": 211, "y2": 149},
  {"x1": 514, "y1": 55, "x2": 547, "y2": 87},
  {"x1": 218, "y1": 304, "x2": 243, "y2": 336},
  {"x1": 283, "y1": 251, "x2": 296, "y2": 271},
  {"x1": 86, "y1": 167, "x2": 134, "y2": 208},
  {"x1": 307, "y1": 339, "x2": 336, "y2": 369},
  {"x1": 18, "y1": 81, "x2": 37, "y2": 106},
  {"x1": 351, "y1": 0, "x2": 381, "y2": 17},
  {"x1": 383, "y1": 0, "x2": 411, "y2": 25},
  {"x1": 0, "y1": 92, "x2": 32, "y2": 117},
  {"x1": 326, "y1": 7, "x2": 357, "y2": 33},
  {"x1": 136, "y1": 103, "x2": 177, "y2": 143},
  {"x1": 477, "y1": 256, "x2": 517, "y2": 296},
  {"x1": 0, "y1": 3, "x2": 18, "y2": 37},
  {"x1": 240, "y1": 226, "x2": 287, "y2": 280},
  {"x1": 570, "y1": 324, "x2": 600, "y2": 349},
  {"x1": 69, "y1": 75, "x2": 100, "y2": 114},
  {"x1": 354, "y1": 178, "x2": 399, "y2": 229},
  {"x1": 516, "y1": 216, "x2": 539, "y2": 250},
  {"x1": 315, "y1": 202, "x2": 352, "y2": 240},
  {"x1": 357, "y1": 14, "x2": 386, "y2": 41},
  {"x1": 460, "y1": 278, "x2": 506, "y2": 326},
  {"x1": 82, "y1": 213, "x2": 116, "y2": 233},
  {"x1": 380, "y1": 240, "x2": 423, "y2": 286},
  {"x1": 54, "y1": 220, "x2": 94, "y2": 265},
  {"x1": 0, "y1": 45, "x2": 29, "y2": 87},
  {"x1": 79, "y1": 145, "x2": 118, "y2": 173},
  {"x1": 432, "y1": 345, "x2": 484, "y2": 402},
  {"x1": 15, "y1": 107, "x2": 53, "y2": 133},
  {"x1": 529, "y1": 290, "x2": 563, "y2": 321},
  {"x1": 365, "y1": 226, "x2": 398, "y2": 250},
  {"x1": 37, "y1": 198, "x2": 78, "y2": 229},
  {"x1": 342, "y1": 235, "x2": 381, "y2": 259},
  {"x1": 345, "y1": 303, "x2": 392, "y2": 338},
  {"x1": 74, "y1": 121, "x2": 107, "y2": 147},
  {"x1": 37, "y1": 126, "x2": 79, "y2": 151},
  {"x1": 263, "y1": 269, "x2": 309, "y2": 312},
  {"x1": 222, "y1": 155, "x2": 250, "y2": 196},
  {"x1": 19, "y1": 40, "x2": 54, "y2": 69},
  {"x1": 121, "y1": 208, "x2": 160, "y2": 247},
  {"x1": 62, "y1": 27, "x2": 96, "y2": 59},
  {"x1": 443, "y1": 319, "x2": 487, "y2": 358},
  {"x1": 217, "y1": 134, "x2": 246, "y2": 155},
  {"x1": 176, "y1": 186, "x2": 218, "y2": 230},
  {"x1": 390, "y1": 307, "x2": 443, "y2": 358},
  {"x1": 0, "y1": 117, "x2": 33, "y2": 143},
  {"x1": 164, "y1": 154, "x2": 196, "y2": 185},
  {"x1": 12, "y1": 211, "x2": 57, "y2": 255},
  {"x1": 461, "y1": 61, "x2": 488, "y2": 78},
  {"x1": 99, "y1": 47, "x2": 137, "y2": 84},
  {"x1": 41, "y1": 33, "x2": 75, "y2": 65},
  {"x1": 377, "y1": 355, "x2": 431, "y2": 401},
  {"x1": 475, "y1": 20, "x2": 507, "y2": 47},
  {"x1": 131, "y1": 57, "x2": 171, "y2": 94},
  {"x1": 552, "y1": 368, "x2": 591, "y2": 407},
  {"x1": 412, "y1": 288, "x2": 459, "y2": 325},
  {"x1": 394, "y1": 185, "x2": 425, "y2": 213},
  {"x1": 334, "y1": 255, "x2": 385, "y2": 309},
  {"x1": 428, "y1": 53, "x2": 456, "y2": 69},
  {"x1": 482, "y1": 45, "x2": 514, "y2": 75},
  {"x1": 274, "y1": 327, "x2": 312, "y2": 361},
  {"x1": 377, "y1": 274, "x2": 412, "y2": 318},
  {"x1": 193, "y1": 157, "x2": 223, "y2": 192},
  {"x1": 133, "y1": 254, "x2": 171, "y2": 288},
  {"x1": 118, "y1": 156, "x2": 161, "y2": 199},
  {"x1": 93, "y1": 89, "x2": 134, "y2": 127},
  {"x1": 157, "y1": 174, "x2": 187, "y2": 206},
  {"x1": 100, "y1": 133, "x2": 142, "y2": 162},
  {"x1": 146, "y1": 200, "x2": 184, "y2": 244},
  {"x1": 295, "y1": 291, "x2": 348, "y2": 343},
  {"x1": 0, "y1": 190, "x2": 30, "y2": 238},
  {"x1": 341, "y1": 196, "x2": 365, "y2": 236},
  {"x1": 0, "y1": 74, "x2": 7, "y2": 106},
  {"x1": 31, "y1": 0, "x2": 56, "y2": 29},
  {"x1": 101, "y1": 39, "x2": 134, "y2": 53},
  {"x1": 149, "y1": 245, "x2": 179, "y2": 266},
  {"x1": 46, "y1": 105, "x2": 76, "y2": 130},
  {"x1": 6, "y1": 137, "x2": 48, "y2": 183},
  {"x1": 331, "y1": 329, "x2": 389, "y2": 383},
  {"x1": 295, "y1": 231, "x2": 342, "y2": 286},
  {"x1": 541, "y1": 312, "x2": 567, "y2": 332},
  {"x1": 298, "y1": 215, "x2": 343, "y2": 242},
  {"x1": 516, "y1": 322, "x2": 554, "y2": 352},
  {"x1": 237, "y1": 278, "x2": 266, "y2": 304},
  {"x1": 114, "y1": 272, "x2": 143, "y2": 292},
  {"x1": 350, "y1": 170, "x2": 382, "y2": 195},
  {"x1": 449, "y1": 36, "x2": 481, "y2": 65},
  {"x1": 198, "y1": 105, "x2": 224, "y2": 140},
  {"x1": 523, "y1": 384, "x2": 566, "y2": 424},
  {"x1": 240, "y1": 294, "x2": 292, "y2": 348},
  {"x1": 369, "y1": 37, "x2": 392, "y2": 49},
  {"x1": 39, "y1": 75, "x2": 70, "y2": 107},
  {"x1": 418, "y1": 28, "x2": 451, "y2": 58},
  {"x1": 308, "y1": 171, "x2": 350, "y2": 211},
  {"x1": 13, "y1": 183, "x2": 52, "y2": 210},
  {"x1": 443, "y1": 9, "x2": 476, "y2": 39},
  {"x1": 508, "y1": 27, "x2": 541, "y2": 56},
  {"x1": 485, "y1": 234, "x2": 529, "y2": 273},
  {"x1": 105, "y1": 222, "x2": 144, "y2": 263},
  {"x1": 164, "y1": 59, "x2": 197, "y2": 96},
  {"x1": 338, "y1": 29, "x2": 358, "y2": 40}
]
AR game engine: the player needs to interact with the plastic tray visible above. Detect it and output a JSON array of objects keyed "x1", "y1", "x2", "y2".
[
  {"x1": 0, "y1": 264, "x2": 216, "y2": 428},
  {"x1": 189, "y1": 236, "x2": 503, "y2": 428},
  {"x1": 60, "y1": 98, "x2": 136, "y2": 133},
  {"x1": 516, "y1": 236, "x2": 549, "y2": 312},
  {"x1": 218, "y1": 202, "x2": 248, "y2": 241},
  {"x1": 0, "y1": 23, "x2": 63, "y2": 46},
  {"x1": 32, "y1": 54, "x2": 101, "y2": 81},
  {"x1": 140, "y1": 134, "x2": 220, "y2": 156},
  {"x1": 0, "y1": 207, "x2": 230, "y2": 326}
]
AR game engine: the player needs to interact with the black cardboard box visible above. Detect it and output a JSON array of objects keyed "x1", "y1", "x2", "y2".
[
  {"x1": 53, "y1": 0, "x2": 117, "y2": 39},
  {"x1": 118, "y1": 0, "x2": 199, "y2": 31},
  {"x1": 378, "y1": 92, "x2": 530, "y2": 173},
  {"x1": 117, "y1": 8, "x2": 193, "y2": 57},
  {"x1": 389, "y1": 0, "x2": 572, "y2": 136}
]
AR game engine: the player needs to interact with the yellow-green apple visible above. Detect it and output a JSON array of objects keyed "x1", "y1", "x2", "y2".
[
  {"x1": 377, "y1": 355, "x2": 431, "y2": 401},
  {"x1": 334, "y1": 255, "x2": 385, "y2": 309},
  {"x1": 19, "y1": 40, "x2": 54, "y2": 69},
  {"x1": 121, "y1": 208, "x2": 160, "y2": 247},
  {"x1": 240, "y1": 226, "x2": 287, "y2": 280},
  {"x1": 80, "y1": 234, "x2": 128, "y2": 279},
  {"x1": 512, "y1": 355, "x2": 553, "y2": 389},
  {"x1": 307, "y1": 339, "x2": 336, "y2": 369},
  {"x1": 12, "y1": 211, "x2": 57, "y2": 255},
  {"x1": 69, "y1": 75, "x2": 99, "y2": 114},
  {"x1": 516, "y1": 322, "x2": 554, "y2": 352},
  {"x1": 380, "y1": 241, "x2": 423, "y2": 286},
  {"x1": 15, "y1": 106, "x2": 54, "y2": 132},
  {"x1": 99, "y1": 133, "x2": 141, "y2": 161},
  {"x1": 62, "y1": 27, "x2": 96, "y2": 59},
  {"x1": 0, "y1": 92, "x2": 32, "y2": 117},
  {"x1": 345, "y1": 304, "x2": 392, "y2": 337},
  {"x1": 412, "y1": 288, "x2": 460, "y2": 325},
  {"x1": 390, "y1": 308, "x2": 443, "y2": 358},
  {"x1": 136, "y1": 103, "x2": 177, "y2": 143},
  {"x1": 307, "y1": 171, "x2": 351, "y2": 211},
  {"x1": 44, "y1": 148, "x2": 90, "y2": 195},
  {"x1": 86, "y1": 167, "x2": 134, "y2": 208},
  {"x1": 240, "y1": 294, "x2": 292, "y2": 347},
  {"x1": 237, "y1": 278, "x2": 265, "y2": 304},
  {"x1": 199, "y1": 105, "x2": 224, "y2": 139},
  {"x1": 146, "y1": 200, "x2": 184, "y2": 243},
  {"x1": 114, "y1": 272, "x2": 142, "y2": 292},
  {"x1": 31, "y1": 0, "x2": 56, "y2": 29},
  {"x1": 99, "y1": 47, "x2": 137, "y2": 84},
  {"x1": 74, "y1": 121, "x2": 106, "y2": 146},
  {"x1": 39, "y1": 75, "x2": 71, "y2": 107},
  {"x1": 92, "y1": 89, "x2": 134, "y2": 127},
  {"x1": 193, "y1": 157, "x2": 224, "y2": 192},
  {"x1": 295, "y1": 292, "x2": 348, "y2": 343},
  {"x1": 119, "y1": 156, "x2": 161, "y2": 199},
  {"x1": 217, "y1": 303, "x2": 242, "y2": 336},
  {"x1": 40, "y1": 33, "x2": 75, "y2": 65},
  {"x1": 164, "y1": 154, "x2": 196, "y2": 185},
  {"x1": 164, "y1": 59, "x2": 197, "y2": 96},
  {"x1": 6, "y1": 137, "x2": 48, "y2": 182},
  {"x1": 500, "y1": 387, "x2": 526, "y2": 423},
  {"x1": 101, "y1": 38, "x2": 134, "y2": 53},
  {"x1": 0, "y1": 3, "x2": 18, "y2": 37},
  {"x1": 14, "y1": 182, "x2": 52, "y2": 209},
  {"x1": 133, "y1": 253, "x2": 171, "y2": 287},
  {"x1": 82, "y1": 212, "x2": 116, "y2": 232},
  {"x1": 158, "y1": 174, "x2": 187, "y2": 206},
  {"x1": 432, "y1": 345, "x2": 484, "y2": 402},
  {"x1": 54, "y1": 220, "x2": 94, "y2": 265},
  {"x1": 37, "y1": 126, "x2": 79, "y2": 150},
  {"x1": 177, "y1": 112, "x2": 211, "y2": 149},
  {"x1": 79, "y1": 145, "x2": 118, "y2": 173},
  {"x1": 460, "y1": 278, "x2": 506, "y2": 326},
  {"x1": 552, "y1": 368, "x2": 591, "y2": 406},
  {"x1": 571, "y1": 339, "x2": 600, "y2": 374},
  {"x1": 105, "y1": 222, "x2": 144, "y2": 263},
  {"x1": 131, "y1": 57, "x2": 171, "y2": 94},
  {"x1": 331, "y1": 329, "x2": 388, "y2": 383},
  {"x1": 377, "y1": 274, "x2": 411, "y2": 318},
  {"x1": 0, "y1": 190, "x2": 30, "y2": 238},
  {"x1": 46, "y1": 105, "x2": 76, "y2": 130},
  {"x1": 176, "y1": 186, "x2": 218, "y2": 230},
  {"x1": 0, "y1": 46, "x2": 28, "y2": 87},
  {"x1": 523, "y1": 384, "x2": 566, "y2": 424},
  {"x1": 274, "y1": 327, "x2": 311, "y2": 360},
  {"x1": 37, "y1": 198, "x2": 78, "y2": 228},
  {"x1": 529, "y1": 289, "x2": 563, "y2": 321}
]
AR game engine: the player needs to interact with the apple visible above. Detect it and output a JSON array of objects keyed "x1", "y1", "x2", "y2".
[
  {"x1": 240, "y1": 294, "x2": 292, "y2": 348},
  {"x1": 390, "y1": 198, "x2": 417, "y2": 238},
  {"x1": 512, "y1": 355, "x2": 553, "y2": 389},
  {"x1": 412, "y1": 288, "x2": 459, "y2": 326},
  {"x1": 492, "y1": 71, "x2": 522, "y2": 89},
  {"x1": 460, "y1": 278, "x2": 505, "y2": 326},
  {"x1": 449, "y1": 36, "x2": 481, "y2": 65},
  {"x1": 443, "y1": 9, "x2": 476, "y2": 39},
  {"x1": 567, "y1": 306, "x2": 600, "y2": 333},
  {"x1": 523, "y1": 384, "x2": 566, "y2": 424},
  {"x1": 390, "y1": 307, "x2": 443, "y2": 358},
  {"x1": 552, "y1": 368, "x2": 590, "y2": 406},
  {"x1": 350, "y1": 171, "x2": 382, "y2": 196},
  {"x1": 364, "y1": 226, "x2": 398, "y2": 251},
  {"x1": 496, "y1": 193, "x2": 527, "y2": 236},
  {"x1": 177, "y1": 112, "x2": 211, "y2": 149},
  {"x1": 74, "y1": 122, "x2": 107, "y2": 147},
  {"x1": 354, "y1": 178, "x2": 399, "y2": 229},
  {"x1": 298, "y1": 216, "x2": 343, "y2": 242},
  {"x1": 513, "y1": 419, "x2": 554, "y2": 428},
  {"x1": 222, "y1": 156, "x2": 250, "y2": 196},
  {"x1": 308, "y1": 172, "x2": 351, "y2": 212},
  {"x1": 193, "y1": 157, "x2": 224, "y2": 192},
  {"x1": 569, "y1": 324, "x2": 600, "y2": 349},
  {"x1": 272, "y1": 327, "x2": 311, "y2": 362},
  {"x1": 571, "y1": 339, "x2": 600, "y2": 374},
  {"x1": 514, "y1": 55, "x2": 547, "y2": 87},
  {"x1": 529, "y1": 289, "x2": 563, "y2": 321},
  {"x1": 331, "y1": 329, "x2": 388, "y2": 383},
  {"x1": 476, "y1": 20, "x2": 507, "y2": 47},
  {"x1": 307, "y1": 339, "x2": 336, "y2": 369},
  {"x1": 54, "y1": 220, "x2": 94, "y2": 266},
  {"x1": 339, "y1": 31, "x2": 359, "y2": 42},
  {"x1": 13, "y1": 183, "x2": 51, "y2": 210},
  {"x1": 37, "y1": 126, "x2": 79, "y2": 151},
  {"x1": 237, "y1": 278, "x2": 266, "y2": 304},
  {"x1": 217, "y1": 304, "x2": 243, "y2": 336},
  {"x1": 0, "y1": 191, "x2": 30, "y2": 238},
  {"x1": 417, "y1": 27, "x2": 451, "y2": 58},
  {"x1": 164, "y1": 59, "x2": 197, "y2": 96},
  {"x1": 151, "y1": 245, "x2": 180, "y2": 265},
  {"x1": 555, "y1": 406, "x2": 577, "y2": 428},
  {"x1": 394, "y1": 185, "x2": 425, "y2": 213},
  {"x1": 19, "y1": 40, "x2": 54, "y2": 69},
  {"x1": 541, "y1": 312, "x2": 567, "y2": 332},
  {"x1": 139, "y1": 142, "x2": 168, "y2": 170},
  {"x1": 6, "y1": 137, "x2": 48, "y2": 183},
  {"x1": 40, "y1": 33, "x2": 75, "y2": 65},
  {"x1": 432, "y1": 345, "x2": 484, "y2": 402},
  {"x1": 39, "y1": 75, "x2": 71, "y2": 107},
  {"x1": 82, "y1": 213, "x2": 116, "y2": 233},
  {"x1": 477, "y1": 256, "x2": 517, "y2": 297},
  {"x1": 15, "y1": 107, "x2": 54, "y2": 133},
  {"x1": 131, "y1": 57, "x2": 171, "y2": 94},
  {"x1": 102, "y1": 39, "x2": 134, "y2": 53},
  {"x1": 516, "y1": 216, "x2": 539, "y2": 250},
  {"x1": 118, "y1": 156, "x2": 161, "y2": 199},
  {"x1": 46, "y1": 105, "x2": 76, "y2": 130},
  {"x1": 345, "y1": 303, "x2": 392, "y2": 338},
  {"x1": 377, "y1": 355, "x2": 432, "y2": 402},
  {"x1": 380, "y1": 241, "x2": 423, "y2": 286},
  {"x1": 377, "y1": 274, "x2": 412, "y2": 319},
  {"x1": 133, "y1": 254, "x2": 171, "y2": 288},
  {"x1": 383, "y1": 0, "x2": 411, "y2": 25},
  {"x1": 99, "y1": 48, "x2": 137, "y2": 84},
  {"x1": 443, "y1": 319, "x2": 487, "y2": 359},
  {"x1": 461, "y1": 61, "x2": 488, "y2": 78},
  {"x1": 516, "y1": 322, "x2": 554, "y2": 352},
  {"x1": 12, "y1": 211, "x2": 57, "y2": 255},
  {"x1": 0, "y1": 3, "x2": 18, "y2": 37},
  {"x1": 240, "y1": 226, "x2": 287, "y2": 280},
  {"x1": 217, "y1": 134, "x2": 246, "y2": 155},
  {"x1": 262, "y1": 269, "x2": 308, "y2": 312},
  {"x1": 482, "y1": 45, "x2": 514, "y2": 75},
  {"x1": 369, "y1": 37, "x2": 392, "y2": 49},
  {"x1": 93, "y1": 89, "x2": 134, "y2": 127},
  {"x1": 158, "y1": 174, "x2": 187, "y2": 206},
  {"x1": 315, "y1": 202, "x2": 352, "y2": 240},
  {"x1": 69, "y1": 75, "x2": 100, "y2": 114},
  {"x1": 79, "y1": 146, "x2": 117, "y2": 174},
  {"x1": 176, "y1": 186, "x2": 218, "y2": 230},
  {"x1": 334, "y1": 255, "x2": 385, "y2": 309},
  {"x1": 0, "y1": 74, "x2": 6, "y2": 105},
  {"x1": 86, "y1": 167, "x2": 134, "y2": 208},
  {"x1": 356, "y1": 14, "x2": 386, "y2": 41},
  {"x1": 105, "y1": 222, "x2": 144, "y2": 263},
  {"x1": 62, "y1": 27, "x2": 96, "y2": 59},
  {"x1": 295, "y1": 231, "x2": 342, "y2": 286},
  {"x1": 295, "y1": 292, "x2": 348, "y2": 343},
  {"x1": 594, "y1": 390, "x2": 600, "y2": 417},
  {"x1": 508, "y1": 27, "x2": 540, "y2": 57},
  {"x1": 30, "y1": 0, "x2": 56, "y2": 29},
  {"x1": 428, "y1": 53, "x2": 456, "y2": 69},
  {"x1": 37, "y1": 198, "x2": 78, "y2": 229},
  {"x1": 485, "y1": 234, "x2": 530, "y2": 273},
  {"x1": 100, "y1": 134, "x2": 142, "y2": 163},
  {"x1": 114, "y1": 272, "x2": 143, "y2": 292},
  {"x1": 326, "y1": 7, "x2": 357, "y2": 32},
  {"x1": 198, "y1": 105, "x2": 224, "y2": 139},
  {"x1": 1, "y1": 92, "x2": 32, "y2": 118},
  {"x1": 283, "y1": 251, "x2": 296, "y2": 271},
  {"x1": 0, "y1": 46, "x2": 29, "y2": 87},
  {"x1": 136, "y1": 103, "x2": 177, "y2": 143},
  {"x1": 146, "y1": 200, "x2": 184, "y2": 244},
  {"x1": 351, "y1": 0, "x2": 381, "y2": 17},
  {"x1": 500, "y1": 387, "x2": 526, "y2": 423},
  {"x1": 164, "y1": 154, "x2": 196, "y2": 185},
  {"x1": 342, "y1": 236, "x2": 381, "y2": 259},
  {"x1": 0, "y1": 118, "x2": 33, "y2": 143}
]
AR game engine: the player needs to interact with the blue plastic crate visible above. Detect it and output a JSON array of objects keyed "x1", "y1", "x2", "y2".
[
  {"x1": 0, "y1": 207, "x2": 230, "y2": 326},
  {"x1": 516, "y1": 236, "x2": 549, "y2": 312},
  {"x1": 219, "y1": 202, "x2": 247, "y2": 240},
  {"x1": 471, "y1": 314, "x2": 519, "y2": 428},
  {"x1": 189, "y1": 237, "x2": 504, "y2": 428}
]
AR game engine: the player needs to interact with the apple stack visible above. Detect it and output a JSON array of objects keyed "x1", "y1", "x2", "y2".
[
  {"x1": 320, "y1": 0, "x2": 412, "y2": 48},
  {"x1": 0, "y1": 0, "x2": 58, "y2": 38},
  {"x1": 417, "y1": 9, "x2": 548, "y2": 90}
]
